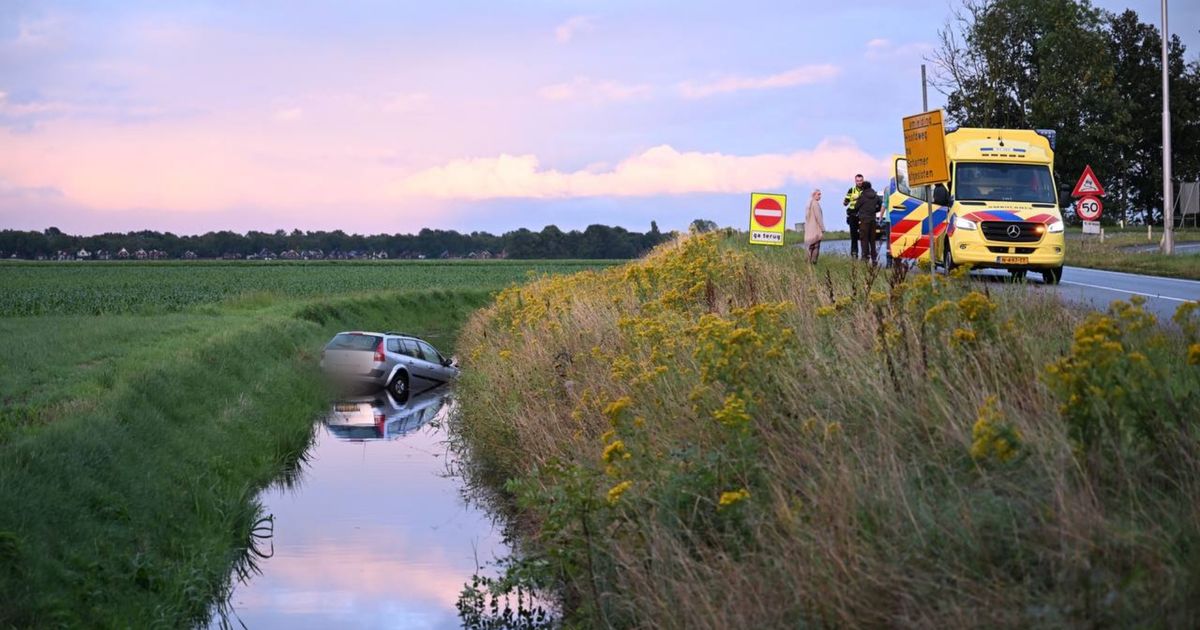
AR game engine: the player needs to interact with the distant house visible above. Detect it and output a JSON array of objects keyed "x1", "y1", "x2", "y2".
[
  {"x1": 279, "y1": 249, "x2": 300, "y2": 260},
  {"x1": 257, "y1": 248, "x2": 276, "y2": 260},
  {"x1": 183, "y1": 250, "x2": 198, "y2": 260},
  {"x1": 148, "y1": 249, "x2": 167, "y2": 260},
  {"x1": 135, "y1": 249, "x2": 148, "y2": 260},
  {"x1": 221, "y1": 252, "x2": 242, "y2": 260},
  {"x1": 96, "y1": 250, "x2": 112, "y2": 260},
  {"x1": 116, "y1": 248, "x2": 130, "y2": 259},
  {"x1": 478, "y1": 250, "x2": 493, "y2": 259},
  {"x1": 76, "y1": 249, "x2": 92, "y2": 259}
]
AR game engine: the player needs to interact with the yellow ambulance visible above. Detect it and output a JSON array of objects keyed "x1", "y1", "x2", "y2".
[{"x1": 885, "y1": 128, "x2": 1066, "y2": 283}]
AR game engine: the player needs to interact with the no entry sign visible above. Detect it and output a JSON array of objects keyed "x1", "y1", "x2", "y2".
[{"x1": 749, "y1": 193, "x2": 787, "y2": 246}]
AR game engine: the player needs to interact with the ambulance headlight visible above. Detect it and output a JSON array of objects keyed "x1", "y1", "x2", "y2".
[
  {"x1": 954, "y1": 216, "x2": 978, "y2": 231},
  {"x1": 1047, "y1": 220, "x2": 1064, "y2": 233}
]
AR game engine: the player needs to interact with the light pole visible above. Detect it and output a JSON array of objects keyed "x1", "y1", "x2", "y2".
[{"x1": 1161, "y1": 0, "x2": 1174, "y2": 254}]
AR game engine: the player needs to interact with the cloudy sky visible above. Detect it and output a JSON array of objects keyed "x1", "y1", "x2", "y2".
[{"x1": 1, "y1": 1, "x2": 1196, "y2": 236}]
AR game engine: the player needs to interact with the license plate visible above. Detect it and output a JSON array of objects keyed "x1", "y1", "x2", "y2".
[
  {"x1": 334, "y1": 403, "x2": 360, "y2": 412},
  {"x1": 997, "y1": 256, "x2": 1029, "y2": 265}
]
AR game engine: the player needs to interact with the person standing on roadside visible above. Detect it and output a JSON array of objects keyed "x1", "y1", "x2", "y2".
[
  {"x1": 842, "y1": 174, "x2": 864, "y2": 258},
  {"x1": 804, "y1": 189, "x2": 825, "y2": 264},
  {"x1": 854, "y1": 180, "x2": 882, "y2": 264}
]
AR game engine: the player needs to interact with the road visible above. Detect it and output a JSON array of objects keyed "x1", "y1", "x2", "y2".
[{"x1": 813, "y1": 240, "x2": 1200, "y2": 320}]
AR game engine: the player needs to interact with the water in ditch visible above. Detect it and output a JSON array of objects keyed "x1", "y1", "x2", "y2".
[{"x1": 209, "y1": 386, "x2": 508, "y2": 629}]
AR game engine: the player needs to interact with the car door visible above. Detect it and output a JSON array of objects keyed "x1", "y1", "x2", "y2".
[
  {"x1": 886, "y1": 156, "x2": 943, "y2": 262},
  {"x1": 416, "y1": 340, "x2": 454, "y2": 385},
  {"x1": 401, "y1": 339, "x2": 435, "y2": 386}
]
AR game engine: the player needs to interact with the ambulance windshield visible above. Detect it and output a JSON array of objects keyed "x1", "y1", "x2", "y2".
[{"x1": 954, "y1": 163, "x2": 1056, "y2": 204}]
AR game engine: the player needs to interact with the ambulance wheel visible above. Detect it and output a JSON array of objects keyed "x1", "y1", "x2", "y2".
[
  {"x1": 943, "y1": 241, "x2": 958, "y2": 273},
  {"x1": 1042, "y1": 266, "x2": 1063, "y2": 285}
]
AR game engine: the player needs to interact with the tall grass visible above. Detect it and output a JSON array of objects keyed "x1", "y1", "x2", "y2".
[{"x1": 452, "y1": 234, "x2": 1200, "y2": 628}]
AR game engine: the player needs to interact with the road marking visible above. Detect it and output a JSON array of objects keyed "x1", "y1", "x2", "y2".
[
  {"x1": 1060, "y1": 280, "x2": 1195, "y2": 303},
  {"x1": 1066, "y1": 265, "x2": 1200, "y2": 285}
]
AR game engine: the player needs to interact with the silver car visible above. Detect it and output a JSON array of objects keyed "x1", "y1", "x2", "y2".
[{"x1": 319, "y1": 331, "x2": 459, "y2": 398}]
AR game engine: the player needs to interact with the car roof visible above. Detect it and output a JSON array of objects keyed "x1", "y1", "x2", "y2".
[{"x1": 333, "y1": 331, "x2": 423, "y2": 341}]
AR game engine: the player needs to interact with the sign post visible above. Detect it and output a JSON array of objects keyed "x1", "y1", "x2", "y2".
[
  {"x1": 1072, "y1": 166, "x2": 1106, "y2": 235},
  {"x1": 902, "y1": 109, "x2": 950, "y2": 279},
  {"x1": 748, "y1": 193, "x2": 787, "y2": 246}
]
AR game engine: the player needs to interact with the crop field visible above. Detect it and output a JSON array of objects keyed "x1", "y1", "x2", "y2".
[{"x1": 0, "y1": 259, "x2": 618, "y2": 316}]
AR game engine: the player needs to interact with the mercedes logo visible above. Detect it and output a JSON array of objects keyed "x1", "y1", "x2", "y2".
[{"x1": 1007, "y1": 225, "x2": 1021, "y2": 238}]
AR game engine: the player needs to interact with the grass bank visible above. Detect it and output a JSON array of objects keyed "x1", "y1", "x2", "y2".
[
  {"x1": 0, "y1": 260, "x2": 613, "y2": 627},
  {"x1": 452, "y1": 234, "x2": 1200, "y2": 628},
  {"x1": 1065, "y1": 227, "x2": 1200, "y2": 279}
]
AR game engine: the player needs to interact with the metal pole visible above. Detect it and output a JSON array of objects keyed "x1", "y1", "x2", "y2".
[
  {"x1": 922, "y1": 64, "x2": 934, "y2": 280},
  {"x1": 1162, "y1": 0, "x2": 1175, "y2": 254}
]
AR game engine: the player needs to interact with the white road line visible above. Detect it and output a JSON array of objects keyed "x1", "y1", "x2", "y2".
[
  {"x1": 1060, "y1": 280, "x2": 1195, "y2": 303},
  {"x1": 1066, "y1": 265, "x2": 1200, "y2": 286}
]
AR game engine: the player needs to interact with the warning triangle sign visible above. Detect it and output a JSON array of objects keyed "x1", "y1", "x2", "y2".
[{"x1": 1072, "y1": 165, "x2": 1105, "y2": 197}]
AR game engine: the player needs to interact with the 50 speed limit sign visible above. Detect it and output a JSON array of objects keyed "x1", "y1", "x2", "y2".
[{"x1": 1077, "y1": 195, "x2": 1103, "y2": 221}]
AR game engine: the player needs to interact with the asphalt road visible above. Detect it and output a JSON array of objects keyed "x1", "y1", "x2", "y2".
[{"x1": 813, "y1": 239, "x2": 1200, "y2": 320}]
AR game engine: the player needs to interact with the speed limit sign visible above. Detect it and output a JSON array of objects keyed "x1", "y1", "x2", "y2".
[{"x1": 1077, "y1": 195, "x2": 1103, "y2": 221}]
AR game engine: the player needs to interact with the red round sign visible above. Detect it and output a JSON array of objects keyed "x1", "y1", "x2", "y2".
[
  {"x1": 1077, "y1": 195, "x2": 1103, "y2": 221},
  {"x1": 753, "y1": 197, "x2": 783, "y2": 228}
]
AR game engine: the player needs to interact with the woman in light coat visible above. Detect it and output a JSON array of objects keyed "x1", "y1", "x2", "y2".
[{"x1": 804, "y1": 189, "x2": 825, "y2": 264}]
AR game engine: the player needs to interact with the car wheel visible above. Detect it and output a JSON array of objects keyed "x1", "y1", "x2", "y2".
[
  {"x1": 1042, "y1": 266, "x2": 1063, "y2": 285},
  {"x1": 388, "y1": 371, "x2": 409, "y2": 400}
]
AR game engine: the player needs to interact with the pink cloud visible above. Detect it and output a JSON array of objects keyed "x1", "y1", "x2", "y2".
[
  {"x1": 678, "y1": 64, "x2": 841, "y2": 99},
  {"x1": 537, "y1": 77, "x2": 652, "y2": 102},
  {"x1": 394, "y1": 138, "x2": 889, "y2": 200},
  {"x1": 554, "y1": 15, "x2": 594, "y2": 44}
]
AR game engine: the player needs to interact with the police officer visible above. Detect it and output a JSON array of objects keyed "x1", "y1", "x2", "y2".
[{"x1": 842, "y1": 174, "x2": 864, "y2": 258}]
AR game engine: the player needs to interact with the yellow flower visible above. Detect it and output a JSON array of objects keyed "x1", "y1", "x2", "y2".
[
  {"x1": 713, "y1": 394, "x2": 751, "y2": 428},
  {"x1": 957, "y1": 291, "x2": 996, "y2": 322},
  {"x1": 601, "y1": 439, "x2": 627, "y2": 463},
  {"x1": 816, "y1": 305, "x2": 837, "y2": 318},
  {"x1": 607, "y1": 480, "x2": 633, "y2": 505},
  {"x1": 970, "y1": 395, "x2": 1021, "y2": 464},
  {"x1": 603, "y1": 396, "x2": 633, "y2": 421},
  {"x1": 951, "y1": 327, "x2": 977, "y2": 346},
  {"x1": 498, "y1": 349, "x2": 513, "y2": 360},
  {"x1": 1189, "y1": 343, "x2": 1200, "y2": 366},
  {"x1": 718, "y1": 488, "x2": 750, "y2": 509}
]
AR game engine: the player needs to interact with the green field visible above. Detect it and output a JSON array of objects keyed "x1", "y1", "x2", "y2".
[
  {"x1": 0, "y1": 259, "x2": 615, "y2": 627},
  {"x1": 0, "y1": 259, "x2": 616, "y2": 316}
]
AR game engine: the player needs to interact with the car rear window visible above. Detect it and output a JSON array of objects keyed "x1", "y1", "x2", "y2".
[{"x1": 328, "y1": 333, "x2": 381, "y2": 351}]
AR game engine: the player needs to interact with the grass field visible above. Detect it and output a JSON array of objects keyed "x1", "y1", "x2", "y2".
[
  {"x1": 452, "y1": 234, "x2": 1200, "y2": 628},
  {"x1": 1064, "y1": 227, "x2": 1200, "y2": 279},
  {"x1": 0, "y1": 259, "x2": 614, "y2": 627}
]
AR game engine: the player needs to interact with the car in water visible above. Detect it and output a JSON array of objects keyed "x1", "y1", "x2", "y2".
[
  {"x1": 319, "y1": 331, "x2": 458, "y2": 398},
  {"x1": 325, "y1": 387, "x2": 453, "y2": 442}
]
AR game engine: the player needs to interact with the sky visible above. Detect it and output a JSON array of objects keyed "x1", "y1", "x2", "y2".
[{"x1": 1, "y1": 0, "x2": 1197, "y2": 236}]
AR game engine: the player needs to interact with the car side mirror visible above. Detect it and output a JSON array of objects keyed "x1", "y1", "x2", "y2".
[{"x1": 932, "y1": 185, "x2": 951, "y2": 206}]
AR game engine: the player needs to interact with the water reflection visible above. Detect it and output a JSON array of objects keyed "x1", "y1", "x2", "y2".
[{"x1": 210, "y1": 387, "x2": 509, "y2": 629}]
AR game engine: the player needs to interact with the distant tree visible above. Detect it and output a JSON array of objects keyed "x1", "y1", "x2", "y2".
[
  {"x1": 931, "y1": 0, "x2": 1200, "y2": 223},
  {"x1": 689, "y1": 219, "x2": 718, "y2": 234}
]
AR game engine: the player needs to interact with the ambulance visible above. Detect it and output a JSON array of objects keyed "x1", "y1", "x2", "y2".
[{"x1": 885, "y1": 128, "x2": 1066, "y2": 284}]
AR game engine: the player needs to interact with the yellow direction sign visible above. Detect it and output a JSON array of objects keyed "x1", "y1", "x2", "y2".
[
  {"x1": 749, "y1": 193, "x2": 786, "y2": 246},
  {"x1": 903, "y1": 110, "x2": 949, "y2": 186}
]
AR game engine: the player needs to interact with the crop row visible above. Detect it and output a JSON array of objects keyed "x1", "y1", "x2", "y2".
[{"x1": 0, "y1": 260, "x2": 616, "y2": 316}]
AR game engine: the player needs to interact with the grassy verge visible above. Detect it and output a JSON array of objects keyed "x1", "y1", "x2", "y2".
[
  {"x1": 452, "y1": 234, "x2": 1200, "y2": 628},
  {"x1": 0, "y1": 260, "x2": 613, "y2": 627},
  {"x1": 1065, "y1": 227, "x2": 1200, "y2": 279}
]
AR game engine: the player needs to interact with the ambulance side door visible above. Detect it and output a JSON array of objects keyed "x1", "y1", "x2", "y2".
[{"x1": 888, "y1": 157, "x2": 927, "y2": 260}]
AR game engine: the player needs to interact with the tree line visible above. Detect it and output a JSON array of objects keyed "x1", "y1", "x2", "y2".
[
  {"x1": 932, "y1": 0, "x2": 1200, "y2": 223},
  {"x1": 0, "y1": 223, "x2": 671, "y2": 260}
]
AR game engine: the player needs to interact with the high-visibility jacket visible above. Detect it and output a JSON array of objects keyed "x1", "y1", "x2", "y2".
[{"x1": 843, "y1": 186, "x2": 863, "y2": 215}]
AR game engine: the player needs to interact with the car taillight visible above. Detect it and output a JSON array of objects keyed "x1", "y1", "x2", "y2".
[{"x1": 374, "y1": 340, "x2": 385, "y2": 363}]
